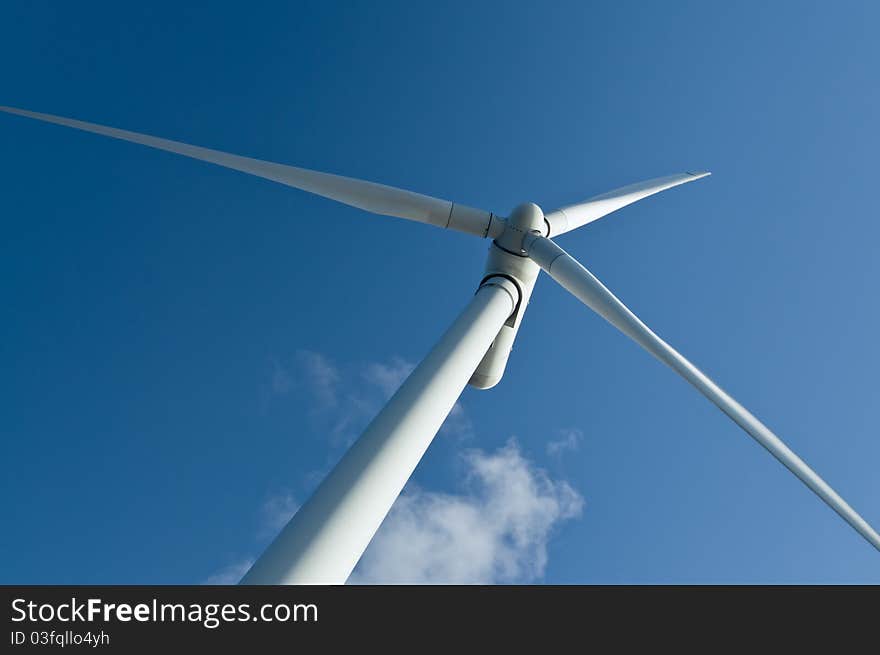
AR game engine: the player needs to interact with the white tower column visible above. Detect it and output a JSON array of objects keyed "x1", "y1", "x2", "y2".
[{"x1": 241, "y1": 277, "x2": 519, "y2": 585}]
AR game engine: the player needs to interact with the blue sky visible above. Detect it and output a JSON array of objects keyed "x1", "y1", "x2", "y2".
[{"x1": 1, "y1": 1, "x2": 878, "y2": 583}]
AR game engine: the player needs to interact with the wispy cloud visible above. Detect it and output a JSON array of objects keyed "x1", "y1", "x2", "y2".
[
  {"x1": 203, "y1": 490, "x2": 299, "y2": 584},
  {"x1": 288, "y1": 351, "x2": 471, "y2": 445},
  {"x1": 361, "y1": 356, "x2": 414, "y2": 399},
  {"x1": 270, "y1": 358, "x2": 293, "y2": 395},
  {"x1": 359, "y1": 355, "x2": 471, "y2": 438},
  {"x1": 296, "y1": 350, "x2": 340, "y2": 408},
  {"x1": 259, "y1": 491, "x2": 299, "y2": 537},
  {"x1": 203, "y1": 559, "x2": 253, "y2": 585},
  {"x1": 546, "y1": 428, "x2": 583, "y2": 457},
  {"x1": 440, "y1": 400, "x2": 473, "y2": 439},
  {"x1": 350, "y1": 439, "x2": 583, "y2": 584}
]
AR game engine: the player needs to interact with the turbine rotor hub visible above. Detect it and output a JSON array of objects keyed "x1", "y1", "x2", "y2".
[{"x1": 494, "y1": 202, "x2": 547, "y2": 255}]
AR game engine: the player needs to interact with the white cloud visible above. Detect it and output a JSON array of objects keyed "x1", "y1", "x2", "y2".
[
  {"x1": 350, "y1": 439, "x2": 583, "y2": 584},
  {"x1": 252, "y1": 351, "x2": 583, "y2": 584},
  {"x1": 546, "y1": 428, "x2": 583, "y2": 457},
  {"x1": 203, "y1": 559, "x2": 253, "y2": 585},
  {"x1": 217, "y1": 435, "x2": 582, "y2": 585}
]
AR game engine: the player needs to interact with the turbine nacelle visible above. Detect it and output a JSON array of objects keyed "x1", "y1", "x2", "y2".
[{"x1": 469, "y1": 202, "x2": 546, "y2": 389}]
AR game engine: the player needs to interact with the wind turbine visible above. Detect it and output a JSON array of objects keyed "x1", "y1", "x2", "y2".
[{"x1": 3, "y1": 106, "x2": 878, "y2": 585}]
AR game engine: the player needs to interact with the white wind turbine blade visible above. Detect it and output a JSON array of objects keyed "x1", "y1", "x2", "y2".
[
  {"x1": 544, "y1": 172, "x2": 710, "y2": 236},
  {"x1": 523, "y1": 233, "x2": 880, "y2": 552},
  {"x1": 0, "y1": 106, "x2": 501, "y2": 238}
]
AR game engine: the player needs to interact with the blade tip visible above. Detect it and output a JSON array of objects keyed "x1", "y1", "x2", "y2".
[{"x1": 686, "y1": 170, "x2": 712, "y2": 179}]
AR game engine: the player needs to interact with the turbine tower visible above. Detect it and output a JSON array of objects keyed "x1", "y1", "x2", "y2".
[{"x1": 3, "y1": 106, "x2": 878, "y2": 585}]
